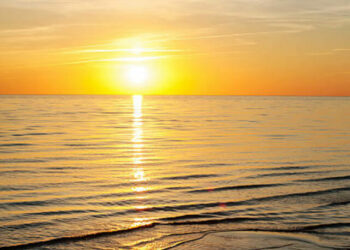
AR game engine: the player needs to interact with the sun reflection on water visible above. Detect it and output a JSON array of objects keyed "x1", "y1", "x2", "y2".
[
  {"x1": 132, "y1": 186, "x2": 148, "y2": 193},
  {"x1": 131, "y1": 95, "x2": 150, "y2": 216},
  {"x1": 134, "y1": 168, "x2": 146, "y2": 182},
  {"x1": 132, "y1": 95, "x2": 144, "y2": 163},
  {"x1": 133, "y1": 95, "x2": 143, "y2": 119}
]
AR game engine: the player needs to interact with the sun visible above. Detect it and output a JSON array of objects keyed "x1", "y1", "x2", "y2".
[{"x1": 125, "y1": 65, "x2": 149, "y2": 86}]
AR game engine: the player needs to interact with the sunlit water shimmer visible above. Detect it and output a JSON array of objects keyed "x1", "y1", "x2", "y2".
[{"x1": 0, "y1": 95, "x2": 350, "y2": 249}]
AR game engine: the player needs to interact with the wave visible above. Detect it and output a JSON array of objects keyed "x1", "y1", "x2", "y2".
[
  {"x1": 166, "y1": 217, "x2": 260, "y2": 225},
  {"x1": 300, "y1": 175, "x2": 350, "y2": 182},
  {"x1": 185, "y1": 163, "x2": 231, "y2": 168},
  {"x1": 0, "y1": 223, "x2": 157, "y2": 250},
  {"x1": 63, "y1": 143, "x2": 103, "y2": 147},
  {"x1": 23, "y1": 209, "x2": 98, "y2": 217},
  {"x1": 0, "y1": 180, "x2": 101, "y2": 192},
  {"x1": 250, "y1": 186, "x2": 350, "y2": 203},
  {"x1": 188, "y1": 183, "x2": 283, "y2": 193},
  {"x1": 0, "y1": 200, "x2": 49, "y2": 209},
  {"x1": 0, "y1": 143, "x2": 33, "y2": 147},
  {"x1": 2, "y1": 219, "x2": 349, "y2": 249},
  {"x1": 301, "y1": 222, "x2": 350, "y2": 231},
  {"x1": 3, "y1": 185, "x2": 349, "y2": 215},
  {"x1": 317, "y1": 200, "x2": 350, "y2": 209},
  {"x1": 12, "y1": 132, "x2": 64, "y2": 137},
  {"x1": 249, "y1": 170, "x2": 326, "y2": 178},
  {"x1": 0, "y1": 221, "x2": 53, "y2": 231},
  {"x1": 165, "y1": 186, "x2": 350, "y2": 211},
  {"x1": 160, "y1": 214, "x2": 215, "y2": 221},
  {"x1": 76, "y1": 186, "x2": 350, "y2": 219},
  {"x1": 95, "y1": 180, "x2": 160, "y2": 189},
  {"x1": 0, "y1": 170, "x2": 36, "y2": 174},
  {"x1": 0, "y1": 159, "x2": 46, "y2": 163},
  {"x1": 255, "y1": 166, "x2": 310, "y2": 171},
  {"x1": 161, "y1": 174, "x2": 220, "y2": 180}
]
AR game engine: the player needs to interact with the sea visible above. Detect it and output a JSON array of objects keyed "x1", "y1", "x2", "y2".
[{"x1": 0, "y1": 95, "x2": 349, "y2": 249}]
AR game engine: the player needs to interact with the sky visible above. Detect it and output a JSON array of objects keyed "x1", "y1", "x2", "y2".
[{"x1": 0, "y1": 0, "x2": 349, "y2": 95}]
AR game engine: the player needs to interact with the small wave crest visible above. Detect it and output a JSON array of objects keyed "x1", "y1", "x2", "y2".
[
  {"x1": 188, "y1": 183, "x2": 283, "y2": 193},
  {"x1": 161, "y1": 174, "x2": 220, "y2": 180}
]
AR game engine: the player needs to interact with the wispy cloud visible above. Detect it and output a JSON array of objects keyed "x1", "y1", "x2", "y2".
[
  {"x1": 65, "y1": 56, "x2": 168, "y2": 65},
  {"x1": 308, "y1": 48, "x2": 350, "y2": 56},
  {"x1": 65, "y1": 48, "x2": 185, "y2": 54}
]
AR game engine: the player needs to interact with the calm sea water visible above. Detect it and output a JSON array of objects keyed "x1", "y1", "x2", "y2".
[{"x1": 0, "y1": 95, "x2": 349, "y2": 249}]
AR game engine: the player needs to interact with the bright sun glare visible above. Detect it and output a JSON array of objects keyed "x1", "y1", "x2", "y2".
[{"x1": 125, "y1": 65, "x2": 149, "y2": 86}]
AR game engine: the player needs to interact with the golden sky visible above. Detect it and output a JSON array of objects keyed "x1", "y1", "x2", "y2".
[{"x1": 0, "y1": 0, "x2": 349, "y2": 95}]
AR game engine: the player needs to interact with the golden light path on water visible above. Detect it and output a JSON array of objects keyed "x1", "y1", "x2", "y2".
[{"x1": 131, "y1": 95, "x2": 151, "y2": 227}]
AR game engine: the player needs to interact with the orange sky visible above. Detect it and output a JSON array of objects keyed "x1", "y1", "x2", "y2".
[{"x1": 0, "y1": 0, "x2": 349, "y2": 95}]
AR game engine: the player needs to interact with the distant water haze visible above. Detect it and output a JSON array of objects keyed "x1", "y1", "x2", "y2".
[{"x1": 0, "y1": 95, "x2": 349, "y2": 249}]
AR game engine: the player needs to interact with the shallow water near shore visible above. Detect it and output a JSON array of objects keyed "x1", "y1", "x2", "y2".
[{"x1": 0, "y1": 95, "x2": 350, "y2": 249}]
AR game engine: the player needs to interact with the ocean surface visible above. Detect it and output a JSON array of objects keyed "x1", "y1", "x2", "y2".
[{"x1": 0, "y1": 95, "x2": 349, "y2": 249}]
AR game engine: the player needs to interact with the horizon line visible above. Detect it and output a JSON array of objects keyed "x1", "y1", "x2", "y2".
[{"x1": 0, "y1": 94, "x2": 349, "y2": 97}]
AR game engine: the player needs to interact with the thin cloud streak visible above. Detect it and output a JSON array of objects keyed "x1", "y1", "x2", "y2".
[
  {"x1": 65, "y1": 56, "x2": 168, "y2": 65},
  {"x1": 65, "y1": 48, "x2": 185, "y2": 54},
  {"x1": 308, "y1": 48, "x2": 350, "y2": 56}
]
